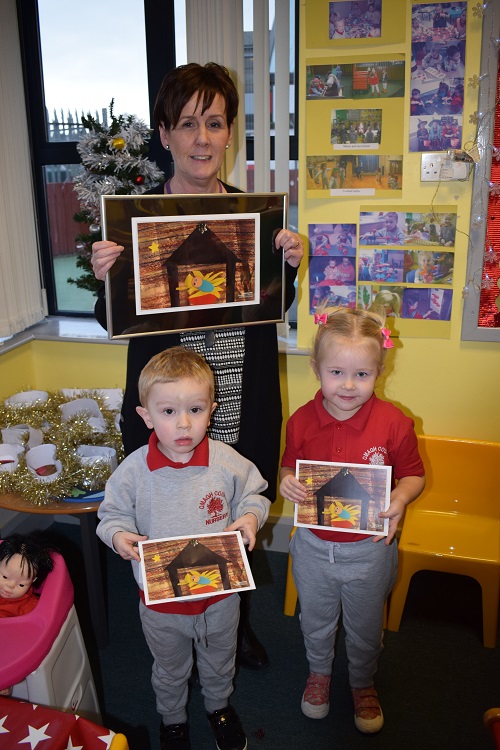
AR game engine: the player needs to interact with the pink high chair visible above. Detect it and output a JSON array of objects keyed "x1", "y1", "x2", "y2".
[{"x1": 0, "y1": 548, "x2": 101, "y2": 723}]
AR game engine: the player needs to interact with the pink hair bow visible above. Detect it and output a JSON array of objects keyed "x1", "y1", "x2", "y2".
[
  {"x1": 381, "y1": 327, "x2": 394, "y2": 349},
  {"x1": 314, "y1": 312, "x2": 328, "y2": 325}
]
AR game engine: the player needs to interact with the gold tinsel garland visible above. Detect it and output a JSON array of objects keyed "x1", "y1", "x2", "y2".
[{"x1": 0, "y1": 390, "x2": 124, "y2": 506}]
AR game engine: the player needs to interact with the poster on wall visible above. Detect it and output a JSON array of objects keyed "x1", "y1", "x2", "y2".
[{"x1": 410, "y1": 2, "x2": 466, "y2": 152}]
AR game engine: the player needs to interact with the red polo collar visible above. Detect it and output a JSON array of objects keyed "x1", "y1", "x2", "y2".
[{"x1": 146, "y1": 432, "x2": 209, "y2": 471}]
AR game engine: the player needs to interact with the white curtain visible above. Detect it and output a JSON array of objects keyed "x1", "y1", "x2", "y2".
[
  {"x1": 185, "y1": 0, "x2": 247, "y2": 191},
  {"x1": 0, "y1": 0, "x2": 45, "y2": 337}
]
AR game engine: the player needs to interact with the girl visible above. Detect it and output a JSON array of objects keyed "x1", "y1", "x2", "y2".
[{"x1": 279, "y1": 307, "x2": 425, "y2": 734}]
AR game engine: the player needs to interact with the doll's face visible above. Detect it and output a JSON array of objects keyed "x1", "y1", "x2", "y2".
[{"x1": 0, "y1": 554, "x2": 35, "y2": 600}]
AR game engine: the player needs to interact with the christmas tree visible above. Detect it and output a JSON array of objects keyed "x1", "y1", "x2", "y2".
[{"x1": 69, "y1": 100, "x2": 164, "y2": 294}]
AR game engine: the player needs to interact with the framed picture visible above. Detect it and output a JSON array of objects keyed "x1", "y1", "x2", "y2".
[
  {"x1": 101, "y1": 193, "x2": 287, "y2": 338},
  {"x1": 138, "y1": 531, "x2": 255, "y2": 605},
  {"x1": 294, "y1": 460, "x2": 392, "y2": 536}
]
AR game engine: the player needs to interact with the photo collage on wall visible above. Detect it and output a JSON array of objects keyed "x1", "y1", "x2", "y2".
[
  {"x1": 308, "y1": 210, "x2": 456, "y2": 320},
  {"x1": 306, "y1": 52, "x2": 405, "y2": 196},
  {"x1": 410, "y1": 2, "x2": 467, "y2": 152},
  {"x1": 357, "y1": 209, "x2": 455, "y2": 320}
]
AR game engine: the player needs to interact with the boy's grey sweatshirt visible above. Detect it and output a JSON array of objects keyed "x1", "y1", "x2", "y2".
[{"x1": 96, "y1": 438, "x2": 270, "y2": 589}]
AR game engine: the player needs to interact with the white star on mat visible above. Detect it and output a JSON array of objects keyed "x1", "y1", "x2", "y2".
[
  {"x1": 19, "y1": 722, "x2": 51, "y2": 749},
  {"x1": 0, "y1": 715, "x2": 9, "y2": 734},
  {"x1": 97, "y1": 730, "x2": 115, "y2": 748},
  {"x1": 65, "y1": 738, "x2": 83, "y2": 750}
]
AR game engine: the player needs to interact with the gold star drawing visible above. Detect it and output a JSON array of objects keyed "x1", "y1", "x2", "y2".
[
  {"x1": 153, "y1": 553, "x2": 161, "y2": 563},
  {"x1": 304, "y1": 476, "x2": 313, "y2": 486},
  {"x1": 149, "y1": 241, "x2": 160, "y2": 254}
]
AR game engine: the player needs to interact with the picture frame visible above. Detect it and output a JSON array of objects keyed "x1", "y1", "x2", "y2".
[
  {"x1": 138, "y1": 531, "x2": 255, "y2": 605},
  {"x1": 294, "y1": 460, "x2": 392, "y2": 536},
  {"x1": 101, "y1": 192, "x2": 287, "y2": 338}
]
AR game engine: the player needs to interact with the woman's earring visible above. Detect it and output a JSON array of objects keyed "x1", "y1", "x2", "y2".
[
  {"x1": 165, "y1": 144, "x2": 170, "y2": 150},
  {"x1": 225, "y1": 144, "x2": 229, "y2": 149}
]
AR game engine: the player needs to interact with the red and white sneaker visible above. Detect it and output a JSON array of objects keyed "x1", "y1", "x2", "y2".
[
  {"x1": 301, "y1": 672, "x2": 331, "y2": 719},
  {"x1": 352, "y1": 686, "x2": 384, "y2": 733}
]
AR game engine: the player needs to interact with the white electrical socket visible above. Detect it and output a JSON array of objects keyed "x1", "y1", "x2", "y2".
[{"x1": 421, "y1": 153, "x2": 470, "y2": 181}]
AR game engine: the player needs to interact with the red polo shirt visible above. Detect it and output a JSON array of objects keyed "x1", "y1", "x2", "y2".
[{"x1": 281, "y1": 391, "x2": 423, "y2": 543}]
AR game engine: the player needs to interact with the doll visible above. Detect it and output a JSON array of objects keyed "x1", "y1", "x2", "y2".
[
  {"x1": 0, "y1": 533, "x2": 56, "y2": 617},
  {"x1": 0, "y1": 534, "x2": 56, "y2": 694}
]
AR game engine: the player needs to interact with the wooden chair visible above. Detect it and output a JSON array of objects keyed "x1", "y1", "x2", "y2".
[{"x1": 387, "y1": 435, "x2": 500, "y2": 647}]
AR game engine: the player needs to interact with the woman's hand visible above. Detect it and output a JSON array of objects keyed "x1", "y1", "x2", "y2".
[
  {"x1": 275, "y1": 229, "x2": 304, "y2": 268},
  {"x1": 91, "y1": 240, "x2": 124, "y2": 281}
]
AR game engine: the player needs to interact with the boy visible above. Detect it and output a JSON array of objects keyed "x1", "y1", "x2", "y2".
[{"x1": 97, "y1": 347, "x2": 270, "y2": 750}]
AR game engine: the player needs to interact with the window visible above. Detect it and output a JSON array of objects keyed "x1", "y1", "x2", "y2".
[{"x1": 18, "y1": 0, "x2": 298, "y2": 317}]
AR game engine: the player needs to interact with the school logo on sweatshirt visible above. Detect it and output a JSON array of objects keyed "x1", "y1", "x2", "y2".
[
  {"x1": 362, "y1": 446, "x2": 388, "y2": 465},
  {"x1": 199, "y1": 490, "x2": 229, "y2": 525}
]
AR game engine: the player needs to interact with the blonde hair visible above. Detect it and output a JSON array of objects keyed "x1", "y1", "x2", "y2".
[
  {"x1": 312, "y1": 306, "x2": 390, "y2": 371},
  {"x1": 371, "y1": 289, "x2": 401, "y2": 316},
  {"x1": 138, "y1": 346, "x2": 215, "y2": 406}
]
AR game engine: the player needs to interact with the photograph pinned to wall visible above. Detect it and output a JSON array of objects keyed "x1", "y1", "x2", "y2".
[
  {"x1": 306, "y1": 63, "x2": 351, "y2": 98},
  {"x1": 307, "y1": 155, "x2": 402, "y2": 197},
  {"x1": 101, "y1": 193, "x2": 287, "y2": 338},
  {"x1": 138, "y1": 531, "x2": 255, "y2": 606},
  {"x1": 328, "y1": 1, "x2": 382, "y2": 40},
  {"x1": 331, "y1": 109, "x2": 382, "y2": 148},
  {"x1": 309, "y1": 251, "x2": 356, "y2": 315},
  {"x1": 410, "y1": 113, "x2": 463, "y2": 153},
  {"x1": 310, "y1": 254, "x2": 356, "y2": 288},
  {"x1": 359, "y1": 209, "x2": 457, "y2": 246},
  {"x1": 310, "y1": 284, "x2": 357, "y2": 315},
  {"x1": 309, "y1": 223, "x2": 357, "y2": 256},
  {"x1": 306, "y1": 0, "x2": 404, "y2": 47},
  {"x1": 404, "y1": 249, "x2": 454, "y2": 284},
  {"x1": 410, "y1": 2, "x2": 466, "y2": 152},
  {"x1": 401, "y1": 287, "x2": 453, "y2": 320},
  {"x1": 358, "y1": 284, "x2": 404, "y2": 318},
  {"x1": 357, "y1": 248, "x2": 405, "y2": 282},
  {"x1": 132, "y1": 215, "x2": 259, "y2": 315},
  {"x1": 351, "y1": 59, "x2": 405, "y2": 99},
  {"x1": 294, "y1": 460, "x2": 391, "y2": 536}
]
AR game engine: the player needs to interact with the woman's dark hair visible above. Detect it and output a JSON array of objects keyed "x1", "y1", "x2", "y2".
[
  {"x1": 0, "y1": 533, "x2": 56, "y2": 586},
  {"x1": 153, "y1": 62, "x2": 239, "y2": 131}
]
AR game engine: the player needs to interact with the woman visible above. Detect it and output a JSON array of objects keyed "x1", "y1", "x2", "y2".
[{"x1": 92, "y1": 63, "x2": 303, "y2": 671}]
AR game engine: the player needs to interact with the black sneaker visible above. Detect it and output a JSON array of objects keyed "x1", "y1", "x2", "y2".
[
  {"x1": 207, "y1": 706, "x2": 247, "y2": 750},
  {"x1": 160, "y1": 721, "x2": 191, "y2": 750}
]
